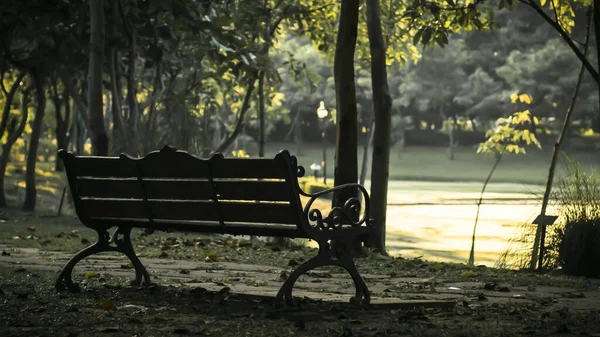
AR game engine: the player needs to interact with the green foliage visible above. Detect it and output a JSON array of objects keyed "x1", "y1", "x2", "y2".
[{"x1": 477, "y1": 95, "x2": 542, "y2": 155}]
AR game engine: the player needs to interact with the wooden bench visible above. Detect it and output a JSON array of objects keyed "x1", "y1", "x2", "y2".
[{"x1": 56, "y1": 145, "x2": 372, "y2": 305}]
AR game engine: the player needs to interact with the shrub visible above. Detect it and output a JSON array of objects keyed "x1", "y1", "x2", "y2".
[
  {"x1": 404, "y1": 129, "x2": 488, "y2": 147},
  {"x1": 547, "y1": 157, "x2": 600, "y2": 277},
  {"x1": 297, "y1": 177, "x2": 334, "y2": 195}
]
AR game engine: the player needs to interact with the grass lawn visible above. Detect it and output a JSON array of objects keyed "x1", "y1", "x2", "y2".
[{"x1": 265, "y1": 142, "x2": 600, "y2": 185}]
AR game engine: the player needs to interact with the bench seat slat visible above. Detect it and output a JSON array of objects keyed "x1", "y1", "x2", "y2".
[
  {"x1": 81, "y1": 199, "x2": 299, "y2": 224},
  {"x1": 76, "y1": 178, "x2": 293, "y2": 201},
  {"x1": 85, "y1": 218, "x2": 309, "y2": 238},
  {"x1": 210, "y1": 159, "x2": 287, "y2": 179},
  {"x1": 70, "y1": 157, "x2": 137, "y2": 177}
]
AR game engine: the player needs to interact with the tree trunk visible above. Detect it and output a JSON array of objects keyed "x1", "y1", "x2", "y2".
[
  {"x1": 332, "y1": 0, "x2": 360, "y2": 208},
  {"x1": 126, "y1": 25, "x2": 140, "y2": 154},
  {"x1": 23, "y1": 71, "x2": 46, "y2": 211},
  {"x1": 49, "y1": 74, "x2": 71, "y2": 171},
  {"x1": 88, "y1": 0, "x2": 108, "y2": 156},
  {"x1": 214, "y1": 75, "x2": 258, "y2": 154},
  {"x1": 445, "y1": 112, "x2": 455, "y2": 161},
  {"x1": 452, "y1": 114, "x2": 461, "y2": 133},
  {"x1": 109, "y1": 0, "x2": 125, "y2": 155},
  {"x1": 594, "y1": 0, "x2": 600, "y2": 131},
  {"x1": 258, "y1": 5, "x2": 271, "y2": 158},
  {"x1": 469, "y1": 150, "x2": 505, "y2": 266},
  {"x1": 365, "y1": 0, "x2": 392, "y2": 253},
  {"x1": 359, "y1": 118, "x2": 375, "y2": 187},
  {"x1": 258, "y1": 70, "x2": 266, "y2": 157},
  {"x1": 0, "y1": 86, "x2": 30, "y2": 207},
  {"x1": 469, "y1": 116, "x2": 478, "y2": 133}
]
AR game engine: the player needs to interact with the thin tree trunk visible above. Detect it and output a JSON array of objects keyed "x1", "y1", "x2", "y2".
[
  {"x1": 108, "y1": 0, "x2": 125, "y2": 154},
  {"x1": 333, "y1": 0, "x2": 360, "y2": 208},
  {"x1": 23, "y1": 71, "x2": 46, "y2": 211},
  {"x1": 214, "y1": 75, "x2": 258, "y2": 154},
  {"x1": 452, "y1": 114, "x2": 461, "y2": 133},
  {"x1": 365, "y1": 0, "x2": 392, "y2": 252},
  {"x1": 529, "y1": 8, "x2": 592, "y2": 271},
  {"x1": 88, "y1": 0, "x2": 108, "y2": 156},
  {"x1": 468, "y1": 149, "x2": 505, "y2": 266},
  {"x1": 258, "y1": 70, "x2": 266, "y2": 157},
  {"x1": 49, "y1": 75, "x2": 68, "y2": 171},
  {"x1": 0, "y1": 86, "x2": 30, "y2": 207},
  {"x1": 126, "y1": 26, "x2": 140, "y2": 154},
  {"x1": 258, "y1": 3, "x2": 271, "y2": 158},
  {"x1": 594, "y1": 0, "x2": 600, "y2": 130},
  {"x1": 470, "y1": 117, "x2": 478, "y2": 133},
  {"x1": 294, "y1": 107, "x2": 303, "y2": 156},
  {"x1": 446, "y1": 113, "x2": 455, "y2": 161},
  {"x1": 359, "y1": 119, "x2": 375, "y2": 187}
]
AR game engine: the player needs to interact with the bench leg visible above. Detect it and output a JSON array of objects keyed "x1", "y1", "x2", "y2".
[
  {"x1": 55, "y1": 227, "x2": 151, "y2": 292},
  {"x1": 276, "y1": 240, "x2": 370, "y2": 306},
  {"x1": 115, "y1": 228, "x2": 151, "y2": 287},
  {"x1": 55, "y1": 229, "x2": 111, "y2": 292}
]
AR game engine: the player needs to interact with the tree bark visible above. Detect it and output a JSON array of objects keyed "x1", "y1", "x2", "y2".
[
  {"x1": 258, "y1": 4, "x2": 271, "y2": 158},
  {"x1": 365, "y1": 0, "x2": 392, "y2": 252},
  {"x1": 332, "y1": 0, "x2": 360, "y2": 208},
  {"x1": 594, "y1": 0, "x2": 600, "y2": 130},
  {"x1": 0, "y1": 86, "x2": 30, "y2": 207},
  {"x1": 88, "y1": 0, "x2": 108, "y2": 156},
  {"x1": 108, "y1": 0, "x2": 125, "y2": 155},
  {"x1": 49, "y1": 75, "x2": 70, "y2": 171},
  {"x1": 258, "y1": 70, "x2": 266, "y2": 157},
  {"x1": 23, "y1": 71, "x2": 46, "y2": 211},
  {"x1": 126, "y1": 25, "x2": 140, "y2": 154}
]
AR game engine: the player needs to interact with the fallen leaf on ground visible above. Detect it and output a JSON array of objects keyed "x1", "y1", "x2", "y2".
[
  {"x1": 100, "y1": 299, "x2": 116, "y2": 311},
  {"x1": 84, "y1": 271, "x2": 98, "y2": 278}
]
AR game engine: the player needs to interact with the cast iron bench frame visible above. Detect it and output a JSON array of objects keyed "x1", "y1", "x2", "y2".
[{"x1": 56, "y1": 145, "x2": 372, "y2": 305}]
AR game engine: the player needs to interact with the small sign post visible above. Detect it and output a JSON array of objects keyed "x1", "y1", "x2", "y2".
[{"x1": 533, "y1": 214, "x2": 559, "y2": 273}]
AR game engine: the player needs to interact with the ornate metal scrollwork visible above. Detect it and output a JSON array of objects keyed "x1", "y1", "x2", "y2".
[{"x1": 303, "y1": 184, "x2": 372, "y2": 231}]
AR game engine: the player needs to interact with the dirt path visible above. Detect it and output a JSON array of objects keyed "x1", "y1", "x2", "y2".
[
  {"x1": 2, "y1": 243, "x2": 600, "y2": 310},
  {"x1": 2, "y1": 242, "x2": 600, "y2": 337}
]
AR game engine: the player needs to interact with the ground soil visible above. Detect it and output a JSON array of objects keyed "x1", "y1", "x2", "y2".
[{"x1": 2, "y1": 209, "x2": 600, "y2": 337}]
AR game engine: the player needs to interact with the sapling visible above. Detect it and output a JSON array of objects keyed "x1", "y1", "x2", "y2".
[{"x1": 468, "y1": 94, "x2": 541, "y2": 266}]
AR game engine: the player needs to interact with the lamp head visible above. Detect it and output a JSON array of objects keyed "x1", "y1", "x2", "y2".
[{"x1": 316, "y1": 101, "x2": 328, "y2": 119}]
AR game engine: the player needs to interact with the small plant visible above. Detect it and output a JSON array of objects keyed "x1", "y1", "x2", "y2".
[{"x1": 469, "y1": 93, "x2": 541, "y2": 266}]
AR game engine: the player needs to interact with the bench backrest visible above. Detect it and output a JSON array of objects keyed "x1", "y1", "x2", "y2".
[{"x1": 59, "y1": 146, "x2": 307, "y2": 236}]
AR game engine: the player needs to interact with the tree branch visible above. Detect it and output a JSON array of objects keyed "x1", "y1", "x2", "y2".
[
  {"x1": 520, "y1": 0, "x2": 600, "y2": 83},
  {"x1": 213, "y1": 73, "x2": 258, "y2": 154},
  {"x1": 58, "y1": 70, "x2": 92, "y2": 134}
]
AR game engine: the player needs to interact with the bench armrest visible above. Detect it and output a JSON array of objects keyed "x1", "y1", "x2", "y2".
[{"x1": 302, "y1": 183, "x2": 372, "y2": 231}]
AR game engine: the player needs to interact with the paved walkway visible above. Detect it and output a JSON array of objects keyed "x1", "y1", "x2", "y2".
[{"x1": 2, "y1": 244, "x2": 600, "y2": 311}]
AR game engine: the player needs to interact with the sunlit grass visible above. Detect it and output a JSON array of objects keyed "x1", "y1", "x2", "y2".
[{"x1": 266, "y1": 142, "x2": 600, "y2": 185}]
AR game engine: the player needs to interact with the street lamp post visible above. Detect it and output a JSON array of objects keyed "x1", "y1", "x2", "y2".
[{"x1": 316, "y1": 101, "x2": 328, "y2": 184}]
